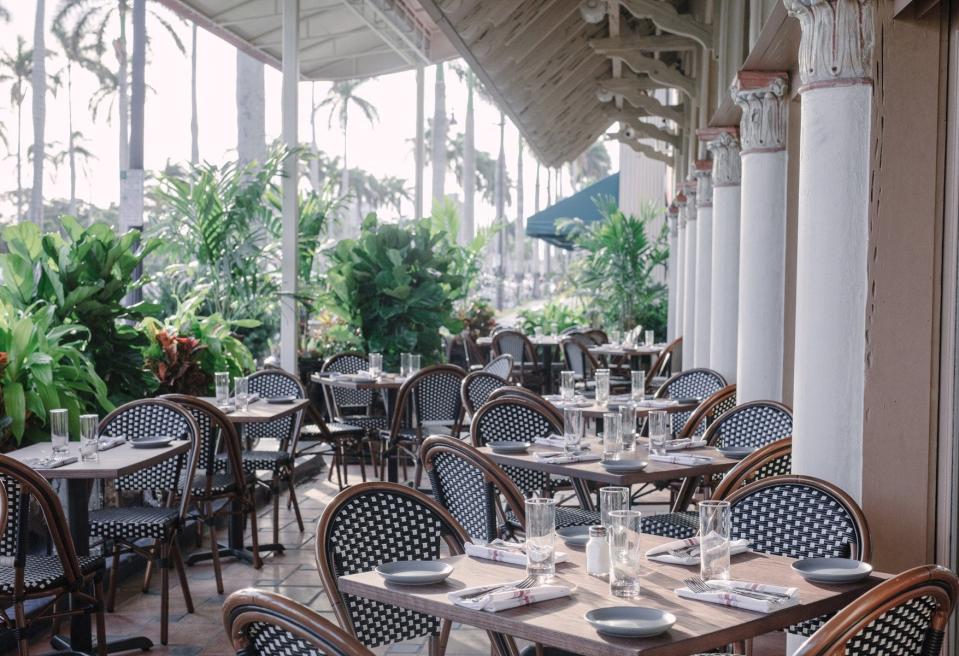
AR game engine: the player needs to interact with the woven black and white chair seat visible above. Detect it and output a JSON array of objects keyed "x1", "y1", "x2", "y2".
[
  {"x1": 299, "y1": 422, "x2": 364, "y2": 440},
  {"x1": 338, "y1": 415, "x2": 389, "y2": 431},
  {"x1": 89, "y1": 506, "x2": 180, "y2": 540},
  {"x1": 0, "y1": 554, "x2": 103, "y2": 594},
  {"x1": 657, "y1": 369, "x2": 726, "y2": 435},
  {"x1": 191, "y1": 472, "x2": 254, "y2": 496},
  {"x1": 464, "y1": 374, "x2": 506, "y2": 414},
  {"x1": 324, "y1": 354, "x2": 375, "y2": 408},
  {"x1": 641, "y1": 511, "x2": 698, "y2": 539},
  {"x1": 712, "y1": 404, "x2": 792, "y2": 450},
  {"x1": 215, "y1": 450, "x2": 291, "y2": 475},
  {"x1": 505, "y1": 507, "x2": 599, "y2": 529},
  {"x1": 245, "y1": 620, "x2": 322, "y2": 655},
  {"x1": 844, "y1": 595, "x2": 937, "y2": 655}
]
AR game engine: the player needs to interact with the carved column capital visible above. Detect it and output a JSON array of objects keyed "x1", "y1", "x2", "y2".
[
  {"x1": 731, "y1": 71, "x2": 789, "y2": 155},
  {"x1": 784, "y1": 0, "x2": 874, "y2": 91},
  {"x1": 674, "y1": 192, "x2": 688, "y2": 228},
  {"x1": 698, "y1": 127, "x2": 741, "y2": 187},
  {"x1": 683, "y1": 178, "x2": 698, "y2": 221},
  {"x1": 667, "y1": 206, "x2": 679, "y2": 237},
  {"x1": 692, "y1": 160, "x2": 713, "y2": 209}
]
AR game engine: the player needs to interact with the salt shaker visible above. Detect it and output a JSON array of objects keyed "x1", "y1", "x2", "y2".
[{"x1": 586, "y1": 525, "x2": 610, "y2": 577}]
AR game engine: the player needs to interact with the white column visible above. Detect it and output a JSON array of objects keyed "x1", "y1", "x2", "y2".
[
  {"x1": 414, "y1": 65, "x2": 425, "y2": 221},
  {"x1": 279, "y1": 0, "x2": 299, "y2": 373},
  {"x1": 680, "y1": 182, "x2": 698, "y2": 366},
  {"x1": 692, "y1": 161, "x2": 713, "y2": 368},
  {"x1": 787, "y1": 0, "x2": 874, "y2": 502},
  {"x1": 701, "y1": 128, "x2": 742, "y2": 382},
  {"x1": 675, "y1": 198, "x2": 686, "y2": 347},
  {"x1": 732, "y1": 72, "x2": 789, "y2": 402},
  {"x1": 666, "y1": 204, "x2": 680, "y2": 341}
]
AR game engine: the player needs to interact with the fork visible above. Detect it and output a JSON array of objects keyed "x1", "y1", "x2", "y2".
[
  {"x1": 667, "y1": 546, "x2": 698, "y2": 559},
  {"x1": 683, "y1": 577, "x2": 786, "y2": 603},
  {"x1": 460, "y1": 575, "x2": 538, "y2": 601}
]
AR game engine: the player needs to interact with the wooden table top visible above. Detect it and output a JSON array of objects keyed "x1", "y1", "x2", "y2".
[
  {"x1": 590, "y1": 344, "x2": 665, "y2": 357},
  {"x1": 338, "y1": 534, "x2": 886, "y2": 656},
  {"x1": 198, "y1": 397, "x2": 309, "y2": 424},
  {"x1": 5, "y1": 440, "x2": 191, "y2": 480},
  {"x1": 479, "y1": 443, "x2": 738, "y2": 486},
  {"x1": 544, "y1": 397, "x2": 698, "y2": 419},
  {"x1": 311, "y1": 373, "x2": 406, "y2": 390},
  {"x1": 476, "y1": 336, "x2": 561, "y2": 347}
]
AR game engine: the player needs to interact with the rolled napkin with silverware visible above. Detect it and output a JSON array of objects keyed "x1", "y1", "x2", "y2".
[
  {"x1": 535, "y1": 435, "x2": 591, "y2": 450},
  {"x1": 646, "y1": 536, "x2": 751, "y2": 565},
  {"x1": 675, "y1": 578, "x2": 799, "y2": 612},
  {"x1": 637, "y1": 399, "x2": 680, "y2": 408},
  {"x1": 465, "y1": 540, "x2": 569, "y2": 566},
  {"x1": 649, "y1": 453, "x2": 713, "y2": 466},
  {"x1": 637, "y1": 438, "x2": 708, "y2": 451},
  {"x1": 532, "y1": 451, "x2": 601, "y2": 464},
  {"x1": 98, "y1": 435, "x2": 127, "y2": 451},
  {"x1": 27, "y1": 456, "x2": 79, "y2": 469},
  {"x1": 449, "y1": 577, "x2": 574, "y2": 612}
]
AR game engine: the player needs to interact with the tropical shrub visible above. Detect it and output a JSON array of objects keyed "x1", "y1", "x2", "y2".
[
  {"x1": 302, "y1": 309, "x2": 363, "y2": 360},
  {"x1": 457, "y1": 299, "x2": 496, "y2": 339},
  {"x1": 519, "y1": 301, "x2": 586, "y2": 335},
  {"x1": 0, "y1": 217, "x2": 160, "y2": 403},
  {"x1": 325, "y1": 213, "x2": 464, "y2": 368}
]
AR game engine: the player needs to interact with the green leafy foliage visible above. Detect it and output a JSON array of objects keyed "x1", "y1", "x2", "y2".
[
  {"x1": 456, "y1": 299, "x2": 496, "y2": 339},
  {"x1": 325, "y1": 214, "x2": 464, "y2": 369},
  {"x1": 0, "y1": 217, "x2": 160, "y2": 403},
  {"x1": 519, "y1": 301, "x2": 586, "y2": 335}
]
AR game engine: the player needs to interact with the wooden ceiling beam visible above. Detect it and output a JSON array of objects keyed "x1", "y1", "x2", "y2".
[
  {"x1": 605, "y1": 109, "x2": 681, "y2": 147},
  {"x1": 609, "y1": 130, "x2": 674, "y2": 164},
  {"x1": 485, "y1": 5, "x2": 585, "y2": 75},
  {"x1": 597, "y1": 79, "x2": 685, "y2": 123},
  {"x1": 516, "y1": 58, "x2": 609, "y2": 120},
  {"x1": 588, "y1": 33, "x2": 699, "y2": 52},
  {"x1": 468, "y1": 0, "x2": 569, "y2": 58},
  {"x1": 590, "y1": 43, "x2": 697, "y2": 98},
  {"x1": 618, "y1": 0, "x2": 713, "y2": 51},
  {"x1": 501, "y1": 35, "x2": 593, "y2": 97}
]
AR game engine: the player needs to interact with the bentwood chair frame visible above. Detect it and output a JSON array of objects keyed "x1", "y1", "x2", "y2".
[
  {"x1": 491, "y1": 330, "x2": 545, "y2": 390},
  {"x1": 482, "y1": 354, "x2": 514, "y2": 381},
  {"x1": 0, "y1": 455, "x2": 108, "y2": 656},
  {"x1": 461, "y1": 370, "x2": 509, "y2": 417},
  {"x1": 321, "y1": 352, "x2": 389, "y2": 433},
  {"x1": 645, "y1": 336, "x2": 682, "y2": 390},
  {"x1": 677, "y1": 384, "x2": 738, "y2": 438},
  {"x1": 223, "y1": 588, "x2": 376, "y2": 656},
  {"x1": 486, "y1": 386, "x2": 566, "y2": 425},
  {"x1": 296, "y1": 404, "x2": 367, "y2": 490},
  {"x1": 654, "y1": 367, "x2": 728, "y2": 436},
  {"x1": 460, "y1": 330, "x2": 487, "y2": 370}
]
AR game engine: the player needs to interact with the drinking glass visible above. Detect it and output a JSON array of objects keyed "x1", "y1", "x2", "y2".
[
  {"x1": 369, "y1": 353, "x2": 383, "y2": 377},
  {"x1": 609, "y1": 329, "x2": 621, "y2": 345},
  {"x1": 631, "y1": 370, "x2": 646, "y2": 403},
  {"x1": 595, "y1": 369, "x2": 610, "y2": 407},
  {"x1": 563, "y1": 408, "x2": 584, "y2": 454},
  {"x1": 79, "y1": 413, "x2": 99, "y2": 462},
  {"x1": 619, "y1": 404, "x2": 637, "y2": 451},
  {"x1": 400, "y1": 353, "x2": 411, "y2": 377},
  {"x1": 550, "y1": 322, "x2": 559, "y2": 337},
  {"x1": 410, "y1": 354, "x2": 422, "y2": 374},
  {"x1": 525, "y1": 498, "x2": 557, "y2": 581},
  {"x1": 235, "y1": 376, "x2": 250, "y2": 411},
  {"x1": 645, "y1": 330, "x2": 655, "y2": 346},
  {"x1": 50, "y1": 408, "x2": 70, "y2": 455},
  {"x1": 648, "y1": 410, "x2": 670, "y2": 456},
  {"x1": 560, "y1": 370, "x2": 576, "y2": 401},
  {"x1": 599, "y1": 487, "x2": 629, "y2": 528},
  {"x1": 602, "y1": 412, "x2": 623, "y2": 461},
  {"x1": 608, "y1": 510, "x2": 643, "y2": 598},
  {"x1": 215, "y1": 372, "x2": 230, "y2": 408},
  {"x1": 534, "y1": 326, "x2": 544, "y2": 339},
  {"x1": 700, "y1": 501, "x2": 732, "y2": 581}
]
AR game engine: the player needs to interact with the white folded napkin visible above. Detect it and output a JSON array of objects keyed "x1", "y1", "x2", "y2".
[
  {"x1": 533, "y1": 451, "x2": 601, "y2": 464},
  {"x1": 98, "y1": 435, "x2": 127, "y2": 450},
  {"x1": 649, "y1": 454, "x2": 713, "y2": 466},
  {"x1": 535, "y1": 435, "x2": 592, "y2": 450},
  {"x1": 662, "y1": 438, "x2": 708, "y2": 451},
  {"x1": 675, "y1": 579, "x2": 800, "y2": 613},
  {"x1": 465, "y1": 540, "x2": 569, "y2": 566},
  {"x1": 638, "y1": 399, "x2": 680, "y2": 408},
  {"x1": 646, "y1": 536, "x2": 751, "y2": 565},
  {"x1": 449, "y1": 579, "x2": 574, "y2": 612}
]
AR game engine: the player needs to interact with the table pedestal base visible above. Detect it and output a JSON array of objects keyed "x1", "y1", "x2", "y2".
[
  {"x1": 186, "y1": 542, "x2": 285, "y2": 567},
  {"x1": 52, "y1": 632, "x2": 153, "y2": 654}
]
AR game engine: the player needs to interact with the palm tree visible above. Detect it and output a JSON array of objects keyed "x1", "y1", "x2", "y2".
[
  {"x1": 190, "y1": 22, "x2": 198, "y2": 164},
  {"x1": 0, "y1": 37, "x2": 33, "y2": 222},
  {"x1": 569, "y1": 141, "x2": 612, "y2": 191},
  {"x1": 236, "y1": 51, "x2": 265, "y2": 165},
  {"x1": 0, "y1": 4, "x2": 10, "y2": 21},
  {"x1": 51, "y1": 131, "x2": 95, "y2": 212},
  {"x1": 514, "y1": 134, "x2": 524, "y2": 289},
  {"x1": 431, "y1": 62, "x2": 447, "y2": 208},
  {"x1": 420, "y1": 129, "x2": 506, "y2": 207},
  {"x1": 31, "y1": 0, "x2": 47, "y2": 227},
  {"x1": 451, "y1": 63, "x2": 475, "y2": 245}
]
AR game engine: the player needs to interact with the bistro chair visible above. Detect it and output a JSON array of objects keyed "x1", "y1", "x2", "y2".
[
  {"x1": 422, "y1": 435, "x2": 528, "y2": 543},
  {"x1": 461, "y1": 370, "x2": 508, "y2": 417},
  {"x1": 460, "y1": 330, "x2": 487, "y2": 370},
  {"x1": 0, "y1": 455, "x2": 108, "y2": 656},
  {"x1": 491, "y1": 330, "x2": 546, "y2": 391},
  {"x1": 162, "y1": 394, "x2": 263, "y2": 588},
  {"x1": 483, "y1": 353, "x2": 513, "y2": 380},
  {"x1": 296, "y1": 405, "x2": 367, "y2": 491},
  {"x1": 654, "y1": 368, "x2": 727, "y2": 436},
  {"x1": 89, "y1": 398, "x2": 200, "y2": 646},
  {"x1": 677, "y1": 384, "x2": 738, "y2": 437},
  {"x1": 584, "y1": 328, "x2": 608, "y2": 345},
  {"x1": 487, "y1": 382, "x2": 562, "y2": 422},
  {"x1": 321, "y1": 352, "x2": 389, "y2": 433},
  {"x1": 223, "y1": 588, "x2": 376, "y2": 656},
  {"x1": 645, "y1": 336, "x2": 682, "y2": 390}
]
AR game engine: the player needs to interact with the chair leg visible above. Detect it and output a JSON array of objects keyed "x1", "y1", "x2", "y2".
[
  {"x1": 172, "y1": 542, "x2": 194, "y2": 613},
  {"x1": 288, "y1": 474, "x2": 305, "y2": 532},
  {"x1": 94, "y1": 576, "x2": 108, "y2": 656},
  {"x1": 14, "y1": 600, "x2": 28, "y2": 656},
  {"x1": 107, "y1": 543, "x2": 120, "y2": 613},
  {"x1": 207, "y1": 504, "x2": 224, "y2": 594},
  {"x1": 272, "y1": 478, "x2": 281, "y2": 546},
  {"x1": 160, "y1": 543, "x2": 170, "y2": 645},
  {"x1": 248, "y1": 495, "x2": 263, "y2": 569},
  {"x1": 143, "y1": 538, "x2": 159, "y2": 593}
]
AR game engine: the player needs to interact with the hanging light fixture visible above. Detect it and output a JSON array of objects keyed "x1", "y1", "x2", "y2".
[
  {"x1": 596, "y1": 87, "x2": 614, "y2": 103},
  {"x1": 579, "y1": 0, "x2": 606, "y2": 24}
]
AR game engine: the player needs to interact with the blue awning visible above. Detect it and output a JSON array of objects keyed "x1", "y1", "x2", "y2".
[{"x1": 525, "y1": 172, "x2": 619, "y2": 250}]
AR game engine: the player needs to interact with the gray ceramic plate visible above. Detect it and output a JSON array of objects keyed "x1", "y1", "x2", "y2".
[
  {"x1": 717, "y1": 446, "x2": 757, "y2": 460},
  {"x1": 601, "y1": 459, "x2": 649, "y2": 473},
  {"x1": 557, "y1": 525, "x2": 592, "y2": 547},
  {"x1": 585, "y1": 607, "x2": 677, "y2": 637},
  {"x1": 131, "y1": 436, "x2": 175, "y2": 449},
  {"x1": 489, "y1": 441, "x2": 533, "y2": 454},
  {"x1": 267, "y1": 396, "x2": 296, "y2": 404},
  {"x1": 375, "y1": 560, "x2": 453, "y2": 585},
  {"x1": 791, "y1": 557, "x2": 873, "y2": 583}
]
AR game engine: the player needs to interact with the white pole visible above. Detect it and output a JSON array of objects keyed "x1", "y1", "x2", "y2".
[
  {"x1": 280, "y1": 0, "x2": 299, "y2": 373},
  {"x1": 787, "y1": 0, "x2": 874, "y2": 503},
  {"x1": 674, "y1": 195, "x2": 685, "y2": 352},
  {"x1": 681, "y1": 180, "x2": 698, "y2": 367},
  {"x1": 732, "y1": 72, "x2": 789, "y2": 402},
  {"x1": 702, "y1": 128, "x2": 742, "y2": 382},
  {"x1": 414, "y1": 65, "x2": 425, "y2": 219},
  {"x1": 692, "y1": 160, "x2": 713, "y2": 367},
  {"x1": 666, "y1": 204, "x2": 680, "y2": 341}
]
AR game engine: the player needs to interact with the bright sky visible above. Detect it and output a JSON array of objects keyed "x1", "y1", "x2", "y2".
[{"x1": 0, "y1": 3, "x2": 618, "y2": 227}]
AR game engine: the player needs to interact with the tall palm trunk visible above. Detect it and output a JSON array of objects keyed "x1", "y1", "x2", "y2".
[
  {"x1": 533, "y1": 161, "x2": 541, "y2": 297},
  {"x1": 190, "y1": 23, "x2": 198, "y2": 164},
  {"x1": 431, "y1": 62, "x2": 446, "y2": 209},
  {"x1": 461, "y1": 71, "x2": 475, "y2": 246},
  {"x1": 15, "y1": 94, "x2": 23, "y2": 222},
  {"x1": 494, "y1": 112, "x2": 506, "y2": 308},
  {"x1": 31, "y1": 0, "x2": 46, "y2": 227},
  {"x1": 66, "y1": 59, "x2": 76, "y2": 215},
  {"x1": 125, "y1": 0, "x2": 146, "y2": 303},
  {"x1": 309, "y1": 83, "x2": 321, "y2": 192},
  {"x1": 514, "y1": 135, "x2": 524, "y2": 293},
  {"x1": 118, "y1": 0, "x2": 129, "y2": 171},
  {"x1": 340, "y1": 117, "x2": 350, "y2": 238}
]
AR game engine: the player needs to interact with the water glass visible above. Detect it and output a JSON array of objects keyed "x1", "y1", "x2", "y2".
[
  {"x1": 619, "y1": 404, "x2": 637, "y2": 451},
  {"x1": 602, "y1": 412, "x2": 623, "y2": 461},
  {"x1": 563, "y1": 408, "x2": 584, "y2": 453},
  {"x1": 631, "y1": 370, "x2": 646, "y2": 403},
  {"x1": 525, "y1": 497, "x2": 557, "y2": 581},
  {"x1": 534, "y1": 326, "x2": 544, "y2": 339},
  {"x1": 410, "y1": 354, "x2": 422, "y2": 374},
  {"x1": 369, "y1": 353, "x2": 383, "y2": 377},
  {"x1": 599, "y1": 487, "x2": 629, "y2": 527},
  {"x1": 648, "y1": 410, "x2": 670, "y2": 456},
  {"x1": 609, "y1": 329, "x2": 621, "y2": 345},
  {"x1": 595, "y1": 369, "x2": 610, "y2": 407},
  {"x1": 550, "y1": 322, "x2": 559, "y2": 337},
  {"x1": 215, "y1": 372, "x2": 230, "y2": 407},
  {"x1": 608, "y1": 510, "x2": 643, "y2": 598},
  {"x1": 700, "y1": 501, "x2": 732, "y2": 581},
  {"x1": 50, "y1": 408, "x2": 70, "y2": 455},
  {"x1": 560, "y1": 370, "x2": 576, "y2": 401},
  {"x1": 79, "y1": 413, "x2": 99, "y2": 462},
  {"x1": 235, "y1": 376, "x2": 250, "y2": 411},
  {"x1": 645, "y1": 330, "x2": 655, "y2": 346},
  {"x1": 400, "y1": 353, "x2": 411, "y2": 377}
]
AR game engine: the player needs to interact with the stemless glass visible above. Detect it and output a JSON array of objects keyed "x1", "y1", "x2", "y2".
[
  {"x1": 595, "y1": 369, "x2": 610, "y2": 407},
  {"x1": 534, "y1": 326, "x2": 544, "y2": 339},
  {"x1": 550, "y1": 322, "x2": 559, "y2": 337},
  {"x1": 602, "y1": 412, "x2": 623, "y2": 461},
  {"x1": 215, "y1": 372, "x2": 230, "y2": 408},
  {"x1": 400, "y1": 353, "x2": 411, "y2": 377},
  {"x1": 79, "y1": 413, "x2": 99, "y2": 462},
  {"x1": 619, "y1": 404, "x2": 637, "y2": 451},
  {"x1": 563, "y1": 408, "x2": 584, "y2": 453},
  {"x1": 648, "y1": 410, "x2": 670, "y2": 456},
  {"x1": 369, "y1": 353, "x2": 383, "y2": 377},
  {"x1": 631, "y1": 370, "x2": 646, "y2": 403},
  {"x1": 410, "y1": 354, "x2": 422, "y2": 374},
  {"x1": 525, "y1": 498, "x2": 557, "y2": 581},
  {"x1": 700, "y1": 501, "x2": 732, "y2": 581},
  {"x1": 645, "y1": 330, "x2": 655, "y2": 346},
  {"x1": 609, "y1": 329, "x2": 621, "y2": 345},
  {"x1": 235, "y1": 376, "x2": 250, "y2": 411},
  {"x1": 599, "y1": 487, "x2": 629, "y2": 527},
  {"x1": 560, "y1": 370, "x2": 576, "y2": 401},
  {"x1": 50, "y1": 408, "x2": 70, "y2": 455},
  {"x1": 608, "y1": 510, "x2": 643, "y2": 598}
]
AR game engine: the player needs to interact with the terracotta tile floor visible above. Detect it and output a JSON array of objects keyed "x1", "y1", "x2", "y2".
[{"x1": 35, "y1": 461, "x2": 785, "y2": 655}]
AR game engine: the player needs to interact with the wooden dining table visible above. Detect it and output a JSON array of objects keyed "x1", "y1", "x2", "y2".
[
  {"x1": 338, "y1": 533, "x2": 887, "y2": 656},
  {"x1": 544, "y1": 396, "x2": 698, "y2": 420},
  {"x1": 6, "y1": 439, "x2": 191, "y2": 655}
]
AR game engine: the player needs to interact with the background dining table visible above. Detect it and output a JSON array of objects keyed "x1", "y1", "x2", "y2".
[{"x1": 476, "y1": 335, "x2": 562, "y2": 394}]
